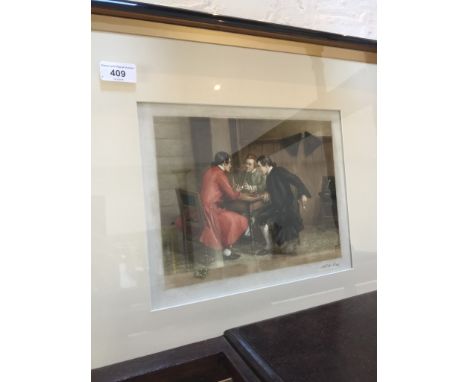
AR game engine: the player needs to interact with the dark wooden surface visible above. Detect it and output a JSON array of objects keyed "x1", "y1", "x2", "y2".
[
  {"x1": 225, "y1": 291, "x2": 377, "y2": 382},
  {"x1": 91, "y1": 1, "x2": 376, "y2": 53},
  {"x1": 92, "y1": 292, "x2": 376, "y2": 381},
  {"x1": 91, "y1": 337, "x2": 261, "y2": 382}
]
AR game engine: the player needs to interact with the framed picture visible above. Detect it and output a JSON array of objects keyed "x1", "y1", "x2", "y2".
[
  {"x1": 92, "y1": 1, "x2": 376, "y2": 368},
  {"x1": 138, "y1": 103, "x2": 352, "y2": 309}
]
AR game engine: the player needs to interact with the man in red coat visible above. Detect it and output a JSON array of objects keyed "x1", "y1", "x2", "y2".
[{"x1": 200, "y1": 152, "x2": 248, "y2": 260}]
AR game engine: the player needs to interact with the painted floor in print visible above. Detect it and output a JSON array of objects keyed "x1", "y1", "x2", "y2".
[{"x1": 162, "y1": 225, "x2": 341, "y2": 289}]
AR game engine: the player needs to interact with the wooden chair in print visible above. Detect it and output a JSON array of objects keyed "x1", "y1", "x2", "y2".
[{"x1": 175, "y1": 188, "x2": 207, "y2": 266}]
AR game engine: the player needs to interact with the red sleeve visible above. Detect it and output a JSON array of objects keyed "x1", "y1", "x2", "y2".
[{"x1": 218, "y1": 172, "x2": 240, "y2": 200}]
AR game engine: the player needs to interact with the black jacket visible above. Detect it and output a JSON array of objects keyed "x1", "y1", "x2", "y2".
[{"x1": 258, "y1": 167, "x2": 312, "y2": 245}]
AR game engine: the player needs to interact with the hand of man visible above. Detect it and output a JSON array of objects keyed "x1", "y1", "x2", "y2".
[
  {"x1": 262, "y1": 193, "x2": 270, "y2": 202},
  {"x1": 300, "y1": 195, "x2": 308, "y2": 209}
]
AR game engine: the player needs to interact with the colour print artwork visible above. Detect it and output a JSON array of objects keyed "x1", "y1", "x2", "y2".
[{"x1": 141, "y1": 106, "x2": 346, "y2": 289}]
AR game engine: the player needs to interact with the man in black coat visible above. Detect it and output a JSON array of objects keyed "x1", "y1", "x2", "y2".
[{"x1": 256, "y1": 155, "x2": 312, "y2": 255}]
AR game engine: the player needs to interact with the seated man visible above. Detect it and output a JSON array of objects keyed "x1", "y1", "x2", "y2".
[
  {"x1": 199, "y1": 151, "x2": 249, "y2": 261},
  {"x1": 255, "y1": 155, "x2": 312, "y2": 255},
  {"x1": 235, "y1": 154, "x2": 266, "y2": 194}
]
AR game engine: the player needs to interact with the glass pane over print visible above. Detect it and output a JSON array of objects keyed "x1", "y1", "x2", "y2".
[{"x1": 138, "y1": 103, "x2": 351, "y2": 309}]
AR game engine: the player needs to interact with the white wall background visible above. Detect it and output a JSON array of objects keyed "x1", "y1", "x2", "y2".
[{"x1": 147, "y1": 0, "x2": 377, "y2": 39}]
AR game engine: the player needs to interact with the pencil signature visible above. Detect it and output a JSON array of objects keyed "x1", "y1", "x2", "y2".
[{"x1": 321, "y1": 262, "x2": 340, "y2": 269}]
